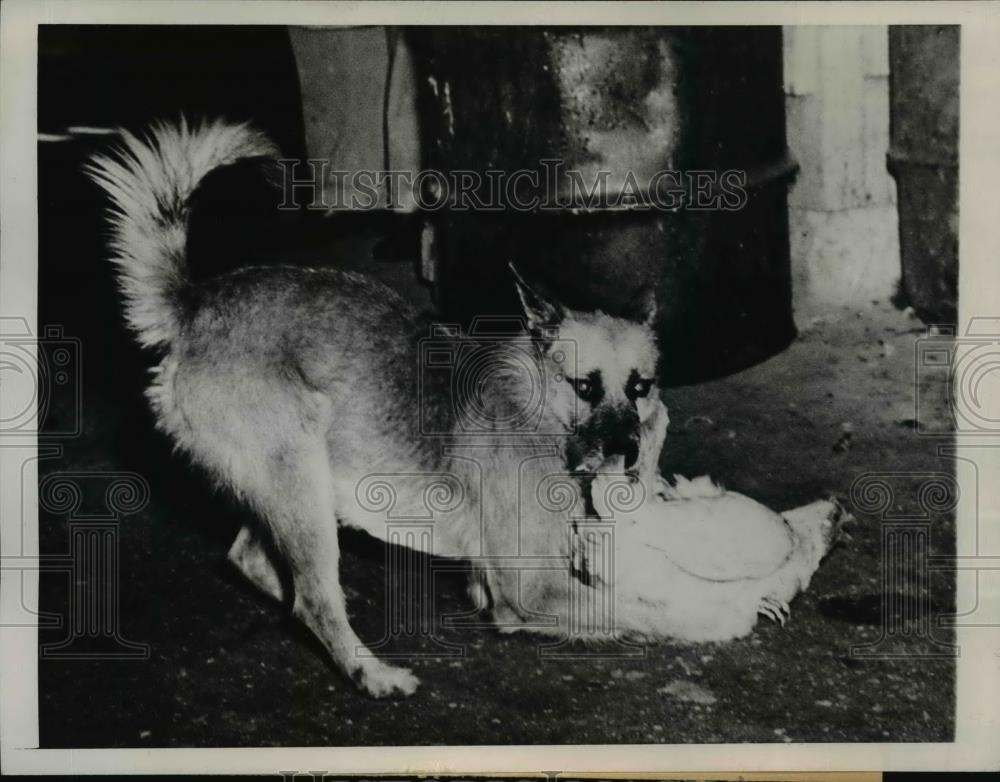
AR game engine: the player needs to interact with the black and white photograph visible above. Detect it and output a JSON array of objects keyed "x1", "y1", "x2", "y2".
[{"x1": 2, "y1": 0, "x2": 999, "y2": 775}]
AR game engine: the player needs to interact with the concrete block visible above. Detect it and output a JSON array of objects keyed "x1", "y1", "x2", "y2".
[
  {"x1": 817, "y1": 27, "x2": 867, "y2": 211},
  {"x1": 785, "y1": 92, "x2": 824, "y2": 209},
  {"x1": 863, "y1": 75, "x2": 895, "y2": 205},
  {"x1": 784, "y1": 27, "x2": 820, "y2": 96},
  {"x1": 861, "y1": 25, "x2": 890, "y2": 77},
  {"x1": 790, "y1": 204, "x2": 900, "y2": 315}
]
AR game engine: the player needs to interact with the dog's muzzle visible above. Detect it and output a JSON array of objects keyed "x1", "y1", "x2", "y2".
[
  {"x1": 602, "y1": 403, "x2": 641, "y2": 470},
  {"x1": 572, "y1": 403, "x2": 641, "y2": 471},
  {"x1": 603, "y1": 429, "x2": 640, "y2": 470}
]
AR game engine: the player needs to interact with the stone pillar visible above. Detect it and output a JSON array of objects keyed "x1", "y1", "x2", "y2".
[{"x1": 784, "y1": 26, "x2": 900, "y2": 315}]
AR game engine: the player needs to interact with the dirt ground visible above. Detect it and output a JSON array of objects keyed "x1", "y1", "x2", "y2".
[
  {"x1": 36, "y1": 149, "x2": 955, "y2": 746},
  {"x1": 36, "y1": 307, "x2": 956, "y2": 747}
]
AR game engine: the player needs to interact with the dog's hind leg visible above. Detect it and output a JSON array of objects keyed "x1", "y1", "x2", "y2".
[
  {"x1": 228, "y1": 525, "x2": 285, "y2": 603},
  {"x1": 254, "y1": 438, "x2": 420, "y2": 699}
]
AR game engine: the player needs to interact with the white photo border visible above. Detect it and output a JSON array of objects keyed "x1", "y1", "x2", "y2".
[{"x1": 2, "y1": 0, "x2": 998, "y2": 774}]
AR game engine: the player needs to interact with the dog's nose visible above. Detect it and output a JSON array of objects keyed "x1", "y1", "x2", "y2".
[
  {"x1": 602, "y1": 430, "x2": 640, "y2": 469},
  {"x1": 622, "y1": 441, "x2": 639, "y2": 470}
]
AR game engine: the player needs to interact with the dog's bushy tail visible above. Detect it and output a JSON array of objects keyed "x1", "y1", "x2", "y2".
[{"x1": 86, "y1": 118, "x2": 278, "y2": 348}]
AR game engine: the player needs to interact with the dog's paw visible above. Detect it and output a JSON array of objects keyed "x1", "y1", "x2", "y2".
[
  {"x1": 468, "y1": 578, "x2": 490, "y2": 612},
  {"x1": 353, "y1": 660, "x2": 420, "y2": 699}
]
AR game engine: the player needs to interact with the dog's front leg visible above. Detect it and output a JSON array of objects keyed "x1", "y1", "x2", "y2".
[{"x1": 636, "y1": 394, "x2": 670, "y2": 495}]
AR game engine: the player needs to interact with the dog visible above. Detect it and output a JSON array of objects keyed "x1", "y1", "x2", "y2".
[{"x1": 87, "y1": 118, "x2": 669, "y2": 697}]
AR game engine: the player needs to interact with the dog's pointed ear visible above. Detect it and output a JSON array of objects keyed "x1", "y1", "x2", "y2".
[{"x1": 510, "y1": 263, "x2": 564, "y2": 334}]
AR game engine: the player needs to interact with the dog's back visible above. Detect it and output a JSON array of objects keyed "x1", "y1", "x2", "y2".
[{"x1": 164, "y1": 266, "x2": 429, "y2": 478}]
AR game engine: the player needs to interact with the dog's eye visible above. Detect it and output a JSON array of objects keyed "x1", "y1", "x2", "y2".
[
  {"x1": 627, "y1": 377, "x2": 654, "y2": 400},
  {"x1": 571, "y1": 378, "x2": 592, "y2": 399},
  {"x1": 568, "y1": 375, "x2": 601, "y2": 403}
]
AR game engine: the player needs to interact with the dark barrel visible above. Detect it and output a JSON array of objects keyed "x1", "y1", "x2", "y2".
[{"x1": 409, "y1": 27, "x2": 796, "y2": 384}]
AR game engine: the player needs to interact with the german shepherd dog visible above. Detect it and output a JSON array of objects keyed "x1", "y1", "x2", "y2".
[{"x1": 88, "y1": 119, "x2": 669, "y2": 698}]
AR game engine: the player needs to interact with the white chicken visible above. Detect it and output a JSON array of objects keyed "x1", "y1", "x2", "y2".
[{"x1": 580, "y1": 473, "x2": 848, "y2": 643}]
